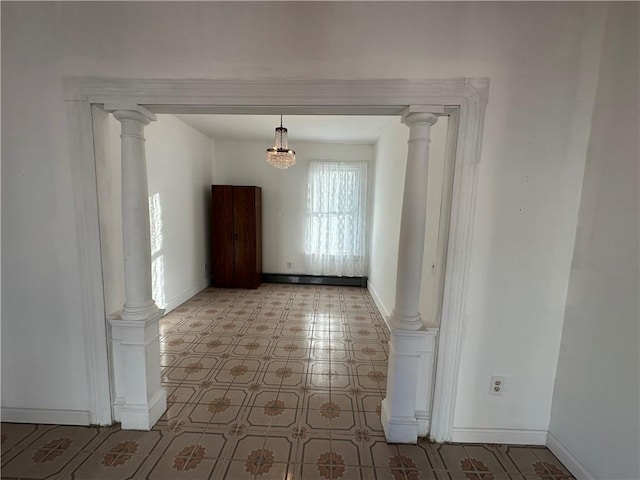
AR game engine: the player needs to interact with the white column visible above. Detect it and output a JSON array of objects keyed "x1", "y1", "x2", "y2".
[
  {"x1": 105, "y1": 104, "x2": 166, "y2": 430},
  {"x1": 382, "y1": 110, "x2": 439, "y2": 443},
  {"x1": 390, "y1": 112, "x2": 439, "y2": 330},
  {"x1": 115, "y1": 109, "x2": 161, "y2": 321}
]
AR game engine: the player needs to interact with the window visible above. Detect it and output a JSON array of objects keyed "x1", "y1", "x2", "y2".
[{"x1": 305, "y1": 161, "x2": 368, "y2": 277}]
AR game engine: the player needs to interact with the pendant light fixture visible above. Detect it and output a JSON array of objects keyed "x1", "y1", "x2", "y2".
[{"x1": 266, "y1": 115, "x2": 296, "y2": 169}]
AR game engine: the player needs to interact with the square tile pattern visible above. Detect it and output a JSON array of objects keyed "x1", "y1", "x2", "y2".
[{"x1": 1, "y1": 284, "x2": 574, "y2": 479}]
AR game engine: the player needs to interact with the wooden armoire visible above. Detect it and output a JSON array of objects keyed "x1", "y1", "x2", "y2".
[{"x1": 211, "y1": 185, "x2": 262, "y2": 288}]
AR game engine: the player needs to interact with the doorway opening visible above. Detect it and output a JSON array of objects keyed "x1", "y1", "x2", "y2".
[
  {"x1": 67, "y1": 77, "x2": 488, "y2": 442},
  {"x1": 95, "y1": 112, "x2": 453, "y2": 326}
]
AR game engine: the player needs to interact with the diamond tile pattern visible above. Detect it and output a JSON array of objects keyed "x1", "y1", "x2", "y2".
[{"x1": 1, "y1": 284, "x2": 574, "y2": 479}]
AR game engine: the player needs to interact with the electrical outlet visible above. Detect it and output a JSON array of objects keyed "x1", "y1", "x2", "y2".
[
  {"x1": 490, "y1": 376, "x2": 505, "y2": 396},
  {"x1": 286, "y1": 262, "x2": 292, "y2": 269}
]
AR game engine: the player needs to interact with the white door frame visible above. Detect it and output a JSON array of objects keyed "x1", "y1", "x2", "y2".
[{"x1": 64, "y1": 77, "x2": 488, "y2": 440}]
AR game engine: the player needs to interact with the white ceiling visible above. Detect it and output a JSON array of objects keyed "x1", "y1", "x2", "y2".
[{"x1": 176, "y1": 114, "x2": 399, "y2": 144}]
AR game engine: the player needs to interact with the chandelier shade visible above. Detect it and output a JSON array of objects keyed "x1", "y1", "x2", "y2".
[{"x1": 266, "y1": 115, "x2": 296, "y2": 169}]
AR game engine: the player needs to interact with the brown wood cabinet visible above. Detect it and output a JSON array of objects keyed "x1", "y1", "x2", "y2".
[{"x1": 211, "y1": 185, "x2": 262, "y2": 288}]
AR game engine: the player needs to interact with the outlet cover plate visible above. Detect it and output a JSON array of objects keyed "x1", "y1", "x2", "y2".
[{"x1": 490, "y1": 376, "x2": 505, "y2": 396}]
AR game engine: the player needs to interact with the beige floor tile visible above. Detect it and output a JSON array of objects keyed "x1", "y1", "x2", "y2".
[
  {"x1": 180, "y1": 403, "x2": 219, "y2": 428},
  {"x1": 167, "y1": 384, "x2": 200, "y2": 405},
  {"x1": 353, "y1": 342, "x2": 389, "y2": 362},
  {"x1": 375, "y1": 467, "x2": 438, "y2": 480},
  {"x1": 306, "y1": 391, "x2": 333, "y2": 410},
  {"x1": 429, "y1": 444, "x2": 470, "y2": 472},
  {"x1": 331, "y1": 374, "x2": 357, "y2": 390},
  {"x1": 356, "y1": 373, "x2": 387, "y2": 391},
  {"x1": 502, "y1": 446, "x2": 551, "y2": 475},
  {"x1": 83, "y1": 427, "x2": 164, "y2": 455},
  {"x1": 16, "y1": 425, "x2": 102, "y2": 454},
  {"x1": 233, "y1": 338, "x2": 272, "y2": 357},
  {"x1": 362, "y1": 413, "x2": 384, "y2": 437},
  {"x1": 0, "y1": 285, "x2": 575, "y2": 480},
  {"x1": 360, "y1": 394, "x2": 384, "y2": 411},
  {"x1": 531, "y1": 447, "x2": 573, "y2": 477},
  {"x1": 191, "y1": 340, "x2": 232, "y2": 355},
  {"x1": 63, "y1": 451, "x2": 152, "y2": 479},
  {"x1": 145, "y1": 454, "x2": 217, "y2": 479},
  {"x1": 308, "y1": 361, "x2": 335, "y2": 376},
  {"x1": 297, "y1": 436, "x2": 331, "y2": 464},
  {"x1": 300, "y1": 462, "x2": 337, "y2": 480},
  {"x1": 369, "y1": 439, "x2": 401, "y2": 468},
  {"x1": 160, "y1": 353, "x2": 180, "y2": 367},
  {"x1": 275, "y1": 390, "x2": 304, "y2": 410},
  {"x1": 222, "y1": 457, "x2": 273, "y2": 478},
  {"x1": 148, "y1": 430, "x2": 225, "y2": 464},
  {"x1": 1, "y1": 423, "x2": 51, "y2": 459},
  {"x1": 172, "y1": 355, "x2": 207, "y2": 370},
  {"x1": 328, "y1": 410, "x2": 359, "y2": 434},
  {"x1": 263, "y1": 434, "x2": 296, "y2": 464},
  {"x1": 394, "y1": 444, "x2": 440, "y2": 471},
  {"x1": 299, "y1": 407, "x2": 333, "y2": 432},
  {"x1": 156, "y1": 400, "x2": 190, "y2": 424},
  {"x1": 205, "y1": 403, "x2": 246, "y2": 428},
  {"x1": 227, "y1": 433, "x2": 268, "y2": 461},
  {"x1": 330, "y1": 437, "x2": 368, "y2": 467},
  {"x1": 278, "y1": 369, "x2": 309, "y2": 389},
  {"x1": 462, "y1": 444, "x2": 512, "y2": 475},
  {"x1": 308, "y1": 372, "x2": 333, "y2": 390},
  {"x1": 2, "y1": 446, "x2": 86, "y2": 479}
]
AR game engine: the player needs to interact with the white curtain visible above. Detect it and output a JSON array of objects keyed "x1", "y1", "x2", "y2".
[{"x1": 304, "y1": 161, "x2": 368, "y2": 277}]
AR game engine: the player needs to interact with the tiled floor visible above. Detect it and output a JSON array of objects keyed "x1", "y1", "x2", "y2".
[{"x1": 2, "y1": 284, "x2": 574, "y2": 479}]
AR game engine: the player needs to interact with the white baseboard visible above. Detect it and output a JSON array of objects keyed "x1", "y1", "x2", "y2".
[
  {"x1": 546, "y1": 432, "x2": 593, "y2": 480},
  {"x1": 451, "y1": 427, "x2": 548, "y2": 445},
  {"x1": 1, "y1": 407, "x2": 91, "y2": 425},
  {"x1": 367, "y1": 281, "x2": 391, "y2": 331},
  {"x1": 162, "y1": 278, "x2": 210, "y2": 314}
]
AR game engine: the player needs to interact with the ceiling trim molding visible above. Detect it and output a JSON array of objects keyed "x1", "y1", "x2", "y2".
[{"x1": 64, "y1": 77, "x2": 488, "y2": 112}]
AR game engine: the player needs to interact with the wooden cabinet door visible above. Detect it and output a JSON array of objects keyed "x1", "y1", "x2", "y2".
[
  {"x1": 211, "y1": 185, "x2": 235, "y2": 287},
  {"x1": 233, "y1": 187, "x2": 258, "y2": 288}
]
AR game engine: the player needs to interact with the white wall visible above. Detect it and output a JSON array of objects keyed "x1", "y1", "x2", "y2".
[
  {"x1": 369, "y1": 120, "x2": 408, "y2": 316},
  {"x1": 94, "y1": 108, "x2": 125, "y2": 317},
  {"x1": 146, "y1": 114, "x2": 216, "y2": 312},
  {"x1": 1, "y1": 2, "x2": 607, "y2": 432},
  {"x1": 547, "y1": 4, "x2": 639, "y2": 479},
  {"x1": 101, "y1": 114, "x2": 216, "y2": 315},
  {"x1": 418, "y1": 118, "x2": 449, "y2": 326},
  {"x1": 214, "y1": 140, "x2": 374, "y2": 274}
]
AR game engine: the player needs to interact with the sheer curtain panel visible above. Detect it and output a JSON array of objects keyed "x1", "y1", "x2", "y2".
[{"x1": 305, "y1": 161, "x2": 368, "y2": 277}]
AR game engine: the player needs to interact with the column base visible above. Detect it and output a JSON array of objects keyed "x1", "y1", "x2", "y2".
[
  {"x1": 109, "y1": 308, "x2": 166, "y2": 431},
  {"x1": 382, "y1": 327, "x2": 439, "y2": 443},
  {"x1": 389, "y1": 311, "x2": 424, "y2": 330},
  {"x1": 381, "y1": 398, "x2": 419, "y2": 443},
  {"x1": 114, "y1": 388, "x2": 167, "y2": 431},
  {"x1": 121, "y1": 302, "x2": 162, "y2": 322}
]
